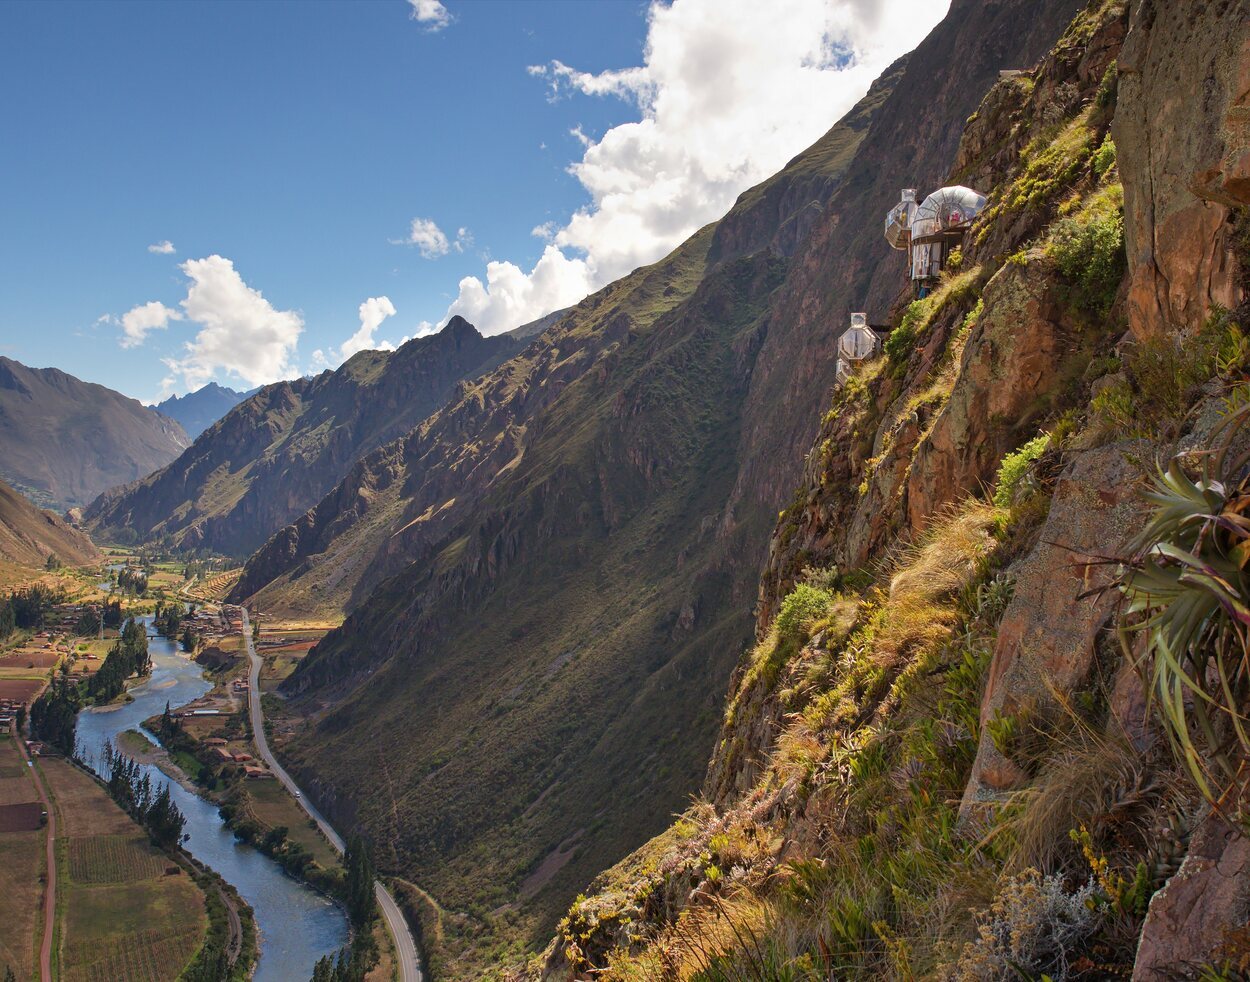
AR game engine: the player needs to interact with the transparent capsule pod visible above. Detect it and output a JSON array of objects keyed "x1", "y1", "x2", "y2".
[
  {"x1": 909, "y1": 185, "x2": 986, "y2": 283},
  {"x1": 884, "y1": 189, "x2": 917, "y2": 250},
  {"x1": 838, "y1": 312, "x2": 880, "y2": 362}
]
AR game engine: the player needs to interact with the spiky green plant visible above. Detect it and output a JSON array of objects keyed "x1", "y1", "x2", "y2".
[{"x1": 1117, "y1": 408, "x2": 1250, "y2": 811}]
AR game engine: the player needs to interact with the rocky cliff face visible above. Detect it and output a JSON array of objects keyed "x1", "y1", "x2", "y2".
[
  {"x1": 0, "y1": 357, "x2": 189, "y2": 513},
  {"x1": 532, "y1": 1, "x2": 1250, "y2": 979},
  {"x1": 85, "y1": 317, "x2": 517, "y2": 559},
  {"x1": 220, "y1": 2, "x2": 1087, "y2": 976}
]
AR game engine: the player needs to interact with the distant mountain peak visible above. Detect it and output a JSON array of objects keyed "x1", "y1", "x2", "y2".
[{"x1": 155, "y1": 382, "x2": 253, "y2": 439}]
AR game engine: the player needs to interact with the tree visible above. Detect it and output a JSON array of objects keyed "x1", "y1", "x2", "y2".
[
  {"x1": 344, "y1": 835, "x2": 377, "y2": 928},
  {"x1": 29, "y1": 674, "x2": 79, "y2": 755},
  {"x1": 44, "y1": 553, "x2": 62, "y2": 571},
  {"x1": 159, "y1": 701, "x2": 176, "y2": 740},
  {"x1": 0, "y1": 600, "x2": 13, "y2": 640}
]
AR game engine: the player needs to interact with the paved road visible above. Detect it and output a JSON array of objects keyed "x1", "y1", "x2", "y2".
[
  {"x1": 239, "y1": 607, "x2": 423, "y2": 982},
  {"x1": 16, "y1": 737, "x2": 56, "y2": 982}
]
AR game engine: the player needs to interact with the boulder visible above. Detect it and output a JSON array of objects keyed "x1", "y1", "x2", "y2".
[{"x1": 1133, "y1": 811, "x2": 1250, "y2": 979}]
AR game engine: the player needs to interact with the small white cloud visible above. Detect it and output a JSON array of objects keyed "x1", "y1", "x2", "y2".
[
  {"x1": 147, "y1": 240, "x2": 176, "y2": 254},
  {"x1": 394, "y1": 217, "x2": 450, "y2": 258},
  {"x1": 531, "y1": 222, "x2": 557, "y2": 242},
  {"x1": 162, "y1": 255, "x2": 304, "y2": 390},
  {"x1": 529, "y1": 60, "x2": 651, "y2": 104},
  {"x1": 119, "y1": 300, "x2": 182, "y2": 348},
  {"x1": 408, "y1": 0, "x2": 451, "y2": 31},
  {"x1": 340, "y1": 296, "x2": 398, "y2": 361},
  {"x1": 310, "y1": 349, "x2": 334, "y2": 372},
  {"x1": 393, "y1": 219, "x2": 471, "y2": 258}
]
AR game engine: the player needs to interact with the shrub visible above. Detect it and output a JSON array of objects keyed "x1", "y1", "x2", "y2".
[
  {"x1": 775, "y1": 584, "x2": 834, "y2": 642},
  {"x1": 992, "y1": 433, "x2": 1051, "y2": 508},
  {"x1": 1117, "y1": 408, "x2": 1250, "y2": 811},
  {"x1": 1092, "y1": 307, "x2": 1248, "y2": 438},
  {"x1": 885, "y1": 299, "x2": 929, "y2": 365},
  {"x1": 1048, "y1": 182, "x2": 1125, "y2": 316},
  {"x1": 948, "y1": 869, "x2": 1097, "y2": 981},
  {"x1": 1092, "y1": 134, "x2": 1117, "y2": 180}
]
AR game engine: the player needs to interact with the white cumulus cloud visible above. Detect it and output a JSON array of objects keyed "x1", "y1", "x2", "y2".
[
  {"x1": 393, "y1": 218, "x2": 472, "y2": 259},
  {"x1": 396, "y1": 217, "x2": 449, "y2": 258},
  {"x1": 438, "y1": 0, "x2": 949, "y2": 335},
  {"x1": 337, "y1": 298, "x2": 395, "y2": 362},
  {"x1": 447, "y1": 245, "x2": 593, "y2": 335},
  {"x1": 147, "y1": 240, "x2": 176, "y2": 254},
  {"x1": 408, "y1": 0, "x2": 451, "y2": 32},
  {"x1": 161, "y1": 255, "x2": 304, "y2": 390},
  {"x1": 119, "y1": 301, "x2": 182, "y2": 348}
]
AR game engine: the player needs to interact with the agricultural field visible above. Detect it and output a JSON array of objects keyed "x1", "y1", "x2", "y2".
[
  {"x1": 190, "y1": 569, "x2": 242, "y2": 602},
  {"x1": 256, "y1": 628, "x2": 327, "y2": 693},
  {"x1": 0, "y1": 678, "x2": 45, "y2": 704},
  {"x1": 68, "y1": 834, "x2": 167, "y2": 883},
  {"x1": 243, "y1": 778, "x2": 339, "y2": 869},
  {"x1": 41, "y1": 757, "x2": 208, "y2": 982},
  {"x1": 0, "y1": 736, "x2": 45, "y2": 981}
]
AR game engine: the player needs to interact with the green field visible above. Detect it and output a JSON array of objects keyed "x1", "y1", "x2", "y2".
[
  {"x1": 41, "y1": 758, "x2": 208, "y2": 982},
  {"x1": 244, "y1": 779, "x2": 340, "y2": 869},
  {"x1": 68, "y1": 835, "x2": 167, "y2": 884}
]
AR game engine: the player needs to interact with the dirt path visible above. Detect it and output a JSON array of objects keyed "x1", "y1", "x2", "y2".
[
  {"x1": 16, "y1": 739, "x2": 55, "y2": 982},
  {"x1": 217, "y1": 883, "x2": 243, "y2": 967}
]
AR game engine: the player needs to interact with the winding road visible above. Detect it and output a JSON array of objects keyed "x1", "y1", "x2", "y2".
[{"x1": 239, "y1": 607, "x2": 423, "y2": 982}]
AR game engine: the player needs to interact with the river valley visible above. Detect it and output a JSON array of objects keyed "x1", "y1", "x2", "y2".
[{"x1": 73, "y1": 618, "x2": 349, "y2": 981}]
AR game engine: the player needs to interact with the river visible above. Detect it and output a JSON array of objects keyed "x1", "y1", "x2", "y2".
[{"x1": 74, "y1": 617, "x2": 350, "y2": 980}]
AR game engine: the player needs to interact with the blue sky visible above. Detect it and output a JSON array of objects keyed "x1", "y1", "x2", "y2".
[{"x1": 0, "y1": 0, "x2": 946, "y2": 403}]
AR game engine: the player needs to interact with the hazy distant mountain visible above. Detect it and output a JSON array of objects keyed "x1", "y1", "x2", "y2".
[
  {"x1": 155, "y1": 382, "x2": 257, "y2": 439},
  {"x1": 0, "y1": 477, "x2": 99, "y2": 568},
  {"x1": 85, "y1": 317, "x2": 521, "y2": 557},
  {"x1": 0, "y1": 357, "x2": 189, "y2": 512}
]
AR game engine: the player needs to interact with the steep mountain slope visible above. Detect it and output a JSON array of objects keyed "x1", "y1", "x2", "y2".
[
  {"x1": 155, "y1": 382, "x2": 255, "y2": 439},
  {"x1": 225, "y1": 2, "x2": 1085, "y2": 974},
  {"x1": 534, "y1": 1, "x2": 1250, "y2": 978},
  {"x1": 0, "y1": 478, "x2": 99, "y2": 568},
  {"x1": 0, "y1": 357, "x2": 189, "y2": 512},
  {"x1": 85, "y1": 317, "x2": 519, "y2": 558}
]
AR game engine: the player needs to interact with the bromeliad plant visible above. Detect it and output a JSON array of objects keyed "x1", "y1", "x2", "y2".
[{"x1": 1117, "y1": 405, "x2": 1250, "y2": 814}]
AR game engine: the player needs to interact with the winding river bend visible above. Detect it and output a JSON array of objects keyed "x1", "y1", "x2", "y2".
[{"x1": 74, "y1": 618, "x2": 350, "y2": 981}]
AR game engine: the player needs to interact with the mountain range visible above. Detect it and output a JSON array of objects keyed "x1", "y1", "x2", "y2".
[
  {"x1": 85, "y1": 317, "x2": 522, "y2": 558},
  {"x1": 0, "y1": 356, "x2": 189, "y2": 514},
  {"x1": 19, "y1": 0, "x2": 1250, "y2": 975}
]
